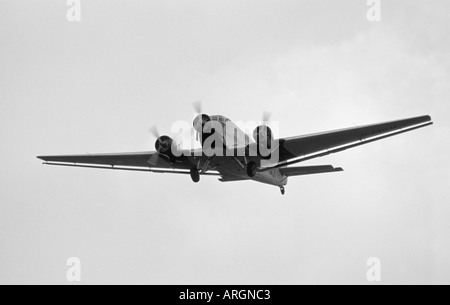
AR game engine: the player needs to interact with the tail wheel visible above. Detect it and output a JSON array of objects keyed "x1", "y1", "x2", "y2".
[
  {"x1": 246, "y1": 162, "x2": 257, "y2": 178},
  {"x1": 190, "y1": 167, "x2": 200, "y2": 183}
]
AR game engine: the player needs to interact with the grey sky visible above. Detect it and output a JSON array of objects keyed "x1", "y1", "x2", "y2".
[{"x1": 0, "y1": 0, "x2": 449, "y2": 284}]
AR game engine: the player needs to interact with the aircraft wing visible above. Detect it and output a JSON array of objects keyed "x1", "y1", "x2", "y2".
[
  {"x1": 36, "y1": 151, "x2": 220, "y2": 176},
  {"x1": 266, "y1": 115, "x2": 433, "y2": 169}
]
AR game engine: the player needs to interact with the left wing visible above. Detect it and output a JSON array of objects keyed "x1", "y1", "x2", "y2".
[
  {"x1": 38, "y1": 152, "x2": 168, "y2": 167},
  {"x1": 37, "y1": 151, "x2": 220, "y2": 176}
]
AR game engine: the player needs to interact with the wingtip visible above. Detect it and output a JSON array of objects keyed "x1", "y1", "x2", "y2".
[{"x1": 36, "y1": 156, "x2": 50, "y2": 162}]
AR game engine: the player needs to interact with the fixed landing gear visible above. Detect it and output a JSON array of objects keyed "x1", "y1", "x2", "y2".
[
  {"x1": 246, "y1": 161, "x2": 257, "y2": 177},
  {"x1": 280, "y1": 187, "x2": 285, "y2": 195},
  {"x1": 190, "y1": 167, "x2": 200, "y2": 183}
]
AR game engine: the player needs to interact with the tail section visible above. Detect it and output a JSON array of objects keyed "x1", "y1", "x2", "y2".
[{"x1": 279, "y1": 165, "x2": 343, "y2": 177}]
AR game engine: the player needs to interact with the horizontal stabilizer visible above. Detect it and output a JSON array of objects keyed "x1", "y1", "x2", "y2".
[{"x1": 279, "y1": 165, "x2": 343, "y2": 177}]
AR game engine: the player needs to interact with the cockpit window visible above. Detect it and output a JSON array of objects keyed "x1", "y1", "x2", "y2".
[
  {"x1": 211, "y1": 115, "x2": 230, "y2": 124},
  {"x1": 209, "y1": 115, "x2": 250, "y2": 147}
]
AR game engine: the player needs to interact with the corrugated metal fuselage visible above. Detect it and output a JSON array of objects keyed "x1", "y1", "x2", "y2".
[{"x1": 208, "y1": 115, "x2": 287, "y2": 188}]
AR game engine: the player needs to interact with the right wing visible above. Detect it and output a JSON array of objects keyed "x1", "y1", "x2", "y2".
[{"x1": 264, "y1": 115, "x2": 433, "y2": 169}]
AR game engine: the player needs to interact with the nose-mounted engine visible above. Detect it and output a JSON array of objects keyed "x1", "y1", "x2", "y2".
[
  {"x1": 193, "y1": 114, "x2": 213, "y2": 147},
  {"x1": 193, "y1": 114, "x2": 211, "y2": 133}
]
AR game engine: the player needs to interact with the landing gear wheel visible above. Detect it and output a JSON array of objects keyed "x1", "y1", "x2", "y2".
[
  {"x1": 246, "y1": 161, "x2": 257, "y2": 178},
  {"x1": 190, "y1": 167, "x2": 200, "y2": 183},
  {"x1": 280, "y1": 187, "x2": 285, "y2": 195}
]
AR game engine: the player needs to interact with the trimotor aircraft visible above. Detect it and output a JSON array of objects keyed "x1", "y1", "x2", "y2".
[{"x1": 37, "y1": 105, "x2": 433, "y2": 195}]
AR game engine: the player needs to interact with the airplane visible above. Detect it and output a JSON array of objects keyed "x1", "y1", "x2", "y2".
[{"x1": 37, "y1": 107, "x2": 433, "y2": 195}]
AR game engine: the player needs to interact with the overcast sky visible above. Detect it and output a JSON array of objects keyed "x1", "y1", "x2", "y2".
[{"x1": 1, "y1": 0, "x2": 449, "y2": 284}]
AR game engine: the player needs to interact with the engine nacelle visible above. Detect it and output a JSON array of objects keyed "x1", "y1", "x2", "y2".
[
  {"x1": 253, "y1": 125, "x2": 273, "y2": 149},
  {"x1": 155, "y1": 135, "x2": 175, "y2": 156}
]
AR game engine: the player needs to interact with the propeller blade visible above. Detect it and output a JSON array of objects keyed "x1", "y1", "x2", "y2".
[
  {"x1": 172, "y1": 130, "x2": 186, "y2": 149},
  {"x1": 193, "y1": 100, "x2": 202, "y2": 114},
  {"x1": 149, "y1": 125, "x2": 160, "y2": 138},
  {"x1": 262, "y1": 111, "x2": 272, "y2": 124},
  {"x1": 148, "y1": 153, "x2": 160, "y2": 166}
]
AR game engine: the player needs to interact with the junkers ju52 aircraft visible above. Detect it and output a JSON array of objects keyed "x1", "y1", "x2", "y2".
[{"x1": 37, "y1": 104, "x2": 432, "y2": 195}]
